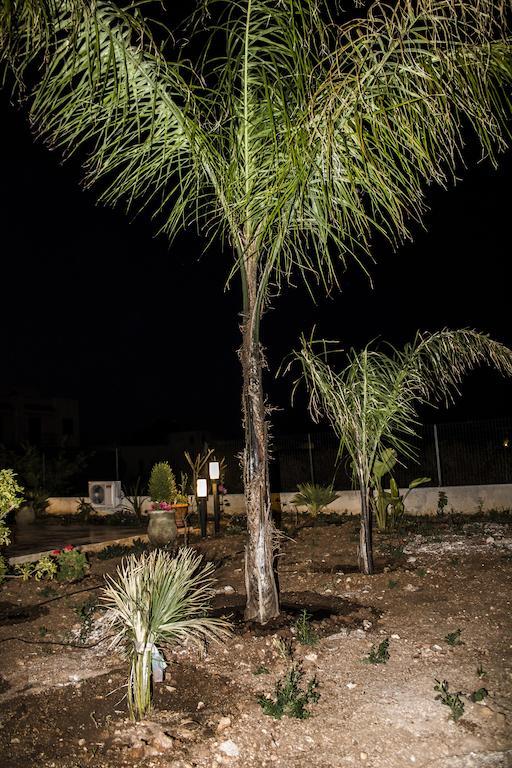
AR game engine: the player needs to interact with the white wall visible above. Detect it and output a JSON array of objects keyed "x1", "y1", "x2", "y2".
[
  {"x1": 45, "y1": 484, "x2": 512, "y2": 518},
  {"x1": 223, "y1": 484, "x2": 512, "y2": 517}
]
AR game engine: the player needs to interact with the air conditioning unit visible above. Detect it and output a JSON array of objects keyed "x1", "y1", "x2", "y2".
[{"x1": 88, "y1": 480, "x2": 122, "y2": 510}]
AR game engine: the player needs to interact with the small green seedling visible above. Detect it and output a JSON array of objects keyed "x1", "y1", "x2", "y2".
[
  {"x1": 470, "y1": 687, "x2": 488, "y2": 703},
  {"x1": 254, "y1": 665, "x2": 270, "y2": 675},
  {"x1": 445, "y1": 629, "x2": 463, "y2": 646},
  {"x1": 363, "y1": 638, "x2": 390, "y2": 665},
  {"x1": 258, "y1": 663, "x2": 319, "y2": 719},
  {"x1": 295, "y1": 610, "x2": 318, "y2": 646},
  {"x1": 476, "y1": 664, "x2": 487, "y2": 679},
  {"x1": 416, "y1": 568, "x2": 427, "y2": 578},
  {"x1": 388, "y1": 579, "x2": 399, "y2": 589},
  {"x1": 434, "y1": 679, "x2": 465, "y2": 721},
  {"x1": 38, "y1": 626, "x2": 48, "y2": 637}
]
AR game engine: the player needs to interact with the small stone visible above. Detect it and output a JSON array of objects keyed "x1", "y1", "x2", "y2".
[
  {"x1": 407, "y1": 557, "x2": 417, "y2": 563},
  {"x1": 391, "y1": 633, "x2": 400, "y2": 640},
  {"x1": 166, "y1": 686, "x2": 177, "y2": 693},
  {"x1": 346, "y1": 682, "x2": 357, "y2": 689},
  {"x1": 404, "y1": 583, "x2": 419, "y2": 592},
  {"x1": 486, "y1": 536, "x2": 495, "y2": 544},
  {"x1": 304, "y1": 652, "x2": 318, "y2": 662},
  {"x1": 223, "y1": 585, "x2": 235, "y2": 594},
  {"x1": 196, "y1": 701, "x2": 205, "y2": 710},
  {"x1": 78, "y1": 739, "x2": 86, "y2": 747},
  {"x1": 431, "y1": 644, "x2": 443, "y2": 652},
  {"x1": 10, "y1": 738, "x2": 20, "y2": 744},
  {"x1": 217, "y1": 716, "x2": 231, "y2": 733},
  {"x1": 219, "y1": 740, "x2": 240, "y2": 757},
  {"x1": 362, "y1": 620, "x2": 372, "y2": 631},
  {"x1": 151, "y1": 731, "x2": 174, "y2": 751},
  {"x1": 360, "y1": 752, "x2": 368, "y2": 761}
]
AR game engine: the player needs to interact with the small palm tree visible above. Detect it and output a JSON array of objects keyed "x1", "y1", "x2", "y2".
[
  {"x1": 291, "y1": 483, "x2": 339, "y2": 517},
  {"x1": 102, "y1": 548, "x2": 230, "y2": 720},
  {"x1": 290, "y1": 329, "x2": 512, "y2": 574}
]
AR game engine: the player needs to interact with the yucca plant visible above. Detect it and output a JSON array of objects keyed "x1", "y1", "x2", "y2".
[
  {"x1": 102, "y1": 547, "x2": 231, "y2": 720},
  {"x1": 1, "y1": 0, "x2": 512, "y2": 622},
  {"x1": 289, "y1": 329, "x2": 512, "y2": 574},
  {"x1": 291, "y1": 483, "x2": 339, "y2": 517}
]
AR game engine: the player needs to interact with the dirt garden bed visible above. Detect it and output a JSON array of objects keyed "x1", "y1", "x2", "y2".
[{"x1": 1, "y1": 514, "x2": 511, "y2": 768}]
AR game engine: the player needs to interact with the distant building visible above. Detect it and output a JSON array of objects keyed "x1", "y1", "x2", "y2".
[{"x1": 0, "y1": 390, "x2": 80, "y2": 448}]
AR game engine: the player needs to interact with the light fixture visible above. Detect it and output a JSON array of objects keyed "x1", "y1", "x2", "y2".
[
  {"x1": 209, "y1": 459, "x2": 221, "y2": 535},
  {"x1": 196, "y1": 478, "x2": 208, "y2": 498},
  {"x1": 208, "y1": 460, "x2": 220, "y2": 480}
]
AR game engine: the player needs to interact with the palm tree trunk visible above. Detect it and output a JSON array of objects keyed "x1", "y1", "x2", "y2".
[
  {"x1": 240, "y1": 260, "x2": 279, "y2": 623},
  {"x1": 359, "y1": 486, "x2": 374, "y2": 575}
]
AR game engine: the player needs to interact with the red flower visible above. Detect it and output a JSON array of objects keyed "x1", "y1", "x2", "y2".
[
  {"x1": 50, "y1": 549, "x2": 61, "y2": 555},
  {"x1": 63, "y1": 545, "x2": 74, "y2": 552}
]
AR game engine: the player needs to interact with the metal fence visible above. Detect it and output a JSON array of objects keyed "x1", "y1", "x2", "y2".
[
  {"x1": 41, "y1": 417, "x2": 511, "y2": 495},
  {"x1": 212, "y1": 417, "x2": 512, "y2": 493}
]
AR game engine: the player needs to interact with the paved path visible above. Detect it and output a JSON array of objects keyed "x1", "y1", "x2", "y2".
[{"x1": 6, "y1": 523, "x2": 147, "y2": 556}]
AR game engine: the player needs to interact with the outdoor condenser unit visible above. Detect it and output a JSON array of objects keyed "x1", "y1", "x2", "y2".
[{"x1": 88, "y1": 480, "x2": 122, "y2": 509}]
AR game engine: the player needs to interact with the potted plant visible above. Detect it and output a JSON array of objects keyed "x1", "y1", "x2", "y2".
[
  {"x1": 147, "y1": 462, "x2": 178, "y2": 547},
  {"x1": 171, "y1": 472, "x2": 189, "y2": 528}
]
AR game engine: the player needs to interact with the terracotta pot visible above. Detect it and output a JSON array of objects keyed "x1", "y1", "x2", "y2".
[
  {"x1": 147, "y1": 510, "x2": 177, "y2": 547},
  {"x1": 171, "y1": 503, "x2": 189, "y2": 528}
]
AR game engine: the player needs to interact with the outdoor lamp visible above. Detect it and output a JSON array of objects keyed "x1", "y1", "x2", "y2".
[
  {"x1": 197, "y1": 478, "x2": 208, "y2": 498},
  {"x1": 209, "y1": 460, "x2": 221, "y2": 535},
  {"x1": 196, "y1": 477, "x2": 208, "y2": 538},
  {"x1": 208, "y1": 460, "x2": 220, "y2": 480}
]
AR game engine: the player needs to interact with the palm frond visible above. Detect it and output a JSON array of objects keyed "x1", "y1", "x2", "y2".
[
  {"x1": 0, "y1": 0, "x2": 222, "y2": 241},
  {"x1": 290, "y1": 328, "x2": 512, "y2": 488},
  {"x1": 102, "y1": 547, "x2": 230, "y2": 651},
  {"x1": 1, "y1": 0, "x2": 511, "y2": 305}
]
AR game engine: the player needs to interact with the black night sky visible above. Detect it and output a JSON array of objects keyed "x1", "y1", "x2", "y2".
[{"x1": 1, "y1": 86, "x2": 511, "y2": 445}]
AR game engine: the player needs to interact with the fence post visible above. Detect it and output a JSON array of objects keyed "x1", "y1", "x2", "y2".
[
  {"x1": 433, "y1": 424, "x2": 442, "y2": 487},
  {"x1": 307, "y1": 433, "x2": 315, "y2": 485}
]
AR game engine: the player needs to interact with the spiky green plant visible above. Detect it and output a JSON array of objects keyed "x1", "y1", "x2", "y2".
[
  {"x1": 1, "y1": 0, "x2": 512, "y2": 622},
  {"x1": 291, "y1": 483, "x2": 339, "y2": 517},
  {"x1": 289, "y1": 329, "x2": 512, "y2": 573},
  {"x1": 102, "y1": 547, "x2": 230, "y2": 720}
]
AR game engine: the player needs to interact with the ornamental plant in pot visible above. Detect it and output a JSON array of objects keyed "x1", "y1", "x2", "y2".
[
  {"x1": 172, "y1": 472, "x2": 190, "y2": 528},
  {"x1": 147, "y1": 462, "x2": 178, "y2": 547}
]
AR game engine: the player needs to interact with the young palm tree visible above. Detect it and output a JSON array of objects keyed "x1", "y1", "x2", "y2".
[
  {"x1": 102, "y1": 547, "x2": 230, "y2": 720},
  {"x1": 289, "y1": 329, "x2": 512, "y2": 573},
  {"x1": 1, "y1": 0, "x2": 511, "y2": 620}
]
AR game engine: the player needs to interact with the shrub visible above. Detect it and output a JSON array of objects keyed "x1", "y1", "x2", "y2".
[
  {"x1": 102, "y1": 547, "x2": 230, "y2": 720},
  {"x1": 148, "y1": 462, "x2": 177, "y2": 505},
  {"x1": 53, "y1": 546, "x2": 89, "y2": 582},
  {"x1": 0, "y1": 468, "x2": 24, "y2": 545},
  {"x1": 258, "y1": 663, "x2": 320, "y2": 719}
]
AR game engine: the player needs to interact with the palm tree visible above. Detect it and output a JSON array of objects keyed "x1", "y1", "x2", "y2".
[
  {"x1": 289, "y1": 329, "x2": 512, "y2": 574},
  {"x1": 1, "y1": 0, "x2": 511, "y2": 621}
]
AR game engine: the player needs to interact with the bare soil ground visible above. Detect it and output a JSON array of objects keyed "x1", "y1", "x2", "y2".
[{"x1": 1, "y1": 514, "x2": 511, "y2": 768}]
